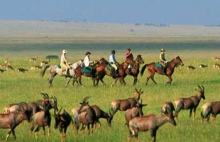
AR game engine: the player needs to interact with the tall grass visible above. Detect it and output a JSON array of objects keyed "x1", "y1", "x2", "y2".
[{"x1": 0, "y1": 39, "x2": 220, "y2": 141}]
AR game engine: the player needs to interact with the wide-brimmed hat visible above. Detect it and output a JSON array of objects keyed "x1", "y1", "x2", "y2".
[
  {"x1": 160, "y1": 48, "x2": 165, "y2": 52},
  {"x1": 111, "y1": 50, "x2": 115, "y2": 54},
  {"x1": 62, "y1": 49, "x2": 67, "y2": 54},
  {"x1": 85, "y1": 51, "x2": 91, "y2": 55}
]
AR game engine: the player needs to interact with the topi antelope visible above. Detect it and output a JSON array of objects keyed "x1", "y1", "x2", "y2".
[
  {"x1": 29, "y1": 102, "x2": 52, "y2": 140},
  {"x1": 201, "y1": 101, "x2": 220, "y2": 123},
  {"x1": 29, "y1": 57, "x2": 38, "y2": 62},
  {"x1": 40, "y1": 59, "x2": 50, "y2": 66},
  {"x1": 125, "y1": 99, "x2": 147, "y2": 127},
  {"x1": 111, "y1": 88, "x2": 144, "y2": 115},
  {"x1": 3, "y1": 102, "x2": 28, "y2": 114},
  {"x1": 54, "y1": 109, "x2": 73, "y2": 142},
  {"x1": 74, "y1": 96, "x2": 97, "y2": 134},
  {"x1": 0, "y1": 110, "x2": 30, "y2": 141},
  {"x1": 198, "y1": 64, "x2": 208, "y2": 68},
  {"x1": 187, "y1": 65, "x2": 196, "y2": 70},
  {"x1": 213, "y1": 63, "x2": 220, "y2": 68},
  {"x1": 17, "y1": 68, "x2": 28, "y2": 73},
  {"x1": 161, "y1": 101, "x2": 175, "y2": 114},
  {"x1": 174, "y1": 85, "x2": 205, "y2": 120},
  {"x1": 127, "y1": 107, "x2": 176, "y2": 142},
  {"x1": 30, "y1": 65, "x2": 42, "y2": 70}
]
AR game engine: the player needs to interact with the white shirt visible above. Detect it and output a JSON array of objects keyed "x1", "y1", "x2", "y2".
[{"x1": 84, "y1": 55, "x2": 90, "y2": 67}]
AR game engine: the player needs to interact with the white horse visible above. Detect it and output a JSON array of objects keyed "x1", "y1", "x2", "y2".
[{"x1": 41, "y1": 60, "x2": 84, "y2": 87}]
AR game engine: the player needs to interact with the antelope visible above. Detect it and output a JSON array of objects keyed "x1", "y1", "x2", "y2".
[
  {"x1": 0, "y1": 68, "x2": 6, "y2": 73},
  {"x1": 74, "y1": 96, "x2": 97, "y2": 134},
  {"x1": 213, "y1": 57, "x2": 220, "y2": 60},
  {"x1": 161, "y1": 101, "x2": 175, "y2": 113},
  {"x1": 125, "y1": 99, "x2": 147, "y2": 127},
  {"x1": 201, "y1": 101, "x2": 220, "y2": 123},
  {"x1": 127, "y1": 107, "x2": 176, "y2": 142},
  {"x1": 0, "y1": 110, "x2": 30, "y2": 141},
  {"x1": 17, "y1": 68, "x2": 28, "y2": 73},
  {"x1": 29, "y1": 57, "x2": 38, "y2": 62},
  {"x1": 174, "y1": 85, "x2": 205, "y2": 120},
  {"x1": 213, "y1": 63, "x2": 220, "y2": 68},
  {"x1": 27, "y1": 93, "x2": 58, "y2": 115},
  {"x1": 40, "y1": 59, "x2": 50, "y2": 66},
  {"x1": 187, "y1": 65, "x2": 196, "y2": 70},
  {"x1": 30, "y1": 65, "x2": 42, "y2": 70},
  {"x1": 72, "y1": 105, "x2": 113, "y2": 129},
  {"x1": 3, "y1": 102, "x2": 28, "y2": 114},
  {"x1": 29, "y1": 102, "x2": 52, "y2": 140},
  {"x1": 198, "y1": 64, "x2": 208, "y2": 68},
  {"x1": 111, "y1": 88, "x2": 144, "y2": 115},
  {"x1": 54, "y1": 109, "x2": 73, "y2": 142}
]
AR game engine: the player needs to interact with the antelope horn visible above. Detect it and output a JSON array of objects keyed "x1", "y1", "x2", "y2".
[{"x1": 82, "y1": 96, "x2": 91, "y2": 103}]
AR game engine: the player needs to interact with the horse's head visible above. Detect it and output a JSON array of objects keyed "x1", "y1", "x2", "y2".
[
  {"x1": 99, "y1": 58, "x2": 108, "y2": 64},
  {"x1": 136, "y1": 55, "x2": 144, "y2": 64},
  {"x1": 175, "y1": 56, "x2": 184, "y2": 66}
]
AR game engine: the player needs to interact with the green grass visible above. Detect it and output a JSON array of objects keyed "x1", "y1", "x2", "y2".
[{"x1": 0, "y1": 38, "x2": 220, "y2": 142}]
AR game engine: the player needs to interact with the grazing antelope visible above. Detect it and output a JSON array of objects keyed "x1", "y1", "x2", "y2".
[
  {"x1": 198, "y1": 64, "x2": 208, "y2": 68},
  {"x1": 29, "y1": 57, "x2": 38, "y2": 62},
  {"x1": 0, "y1": 68, "x2": 6, "y2": 73},
  {"x1": 40, "y1": 59, "x2": 50, "y2": 66},
  {"x1": 111, "y1": 88, "x2": 144, "y2": 115},
  {"x1": 213, "y1": 57, "x2": 220, "y2": 60},
  {"x1": 125, "y1": 99, "x2": 147, "y2": 127},
  {"x1": 161, "y1": 101, "x2": 175, "y2": 113},
  {"x1": 0, "y1": 110, "x2": 30, "y2": 141},
  {"x1": 174, "y1": 85, "x2": 205, "y2": 120},
  {"x1": 127, "y1": 107, "x2": 176, "y2": 142},
  {"x1": 17, "y1": 68, "x2": 28, "y2": 73},
  {"x1": 29, "y1": 102, "x2": 52, "y2": 140},
  {"x1": 201, "y1": 101, "x2": 220, "y2": 123},
  {"x1": 74, "y1": 96, "x2": 97, "y2": 134},
  {"x1": 187, "y1": 65, "x2": 196, "y2": 70},
  {"x1": 30, "y1": 65, "x2": 42, "y2": 70},
  {"x1": 213, "y1": 63, "x2": 220, "y2": 68},
  {"x1": 54, "y1": 109, "x2": 73, "y2": 142}
]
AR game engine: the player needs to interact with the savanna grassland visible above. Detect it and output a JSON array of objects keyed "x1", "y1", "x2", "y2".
[{"x1": 1, "y1": 21, "x2": 220, "y2": 142}]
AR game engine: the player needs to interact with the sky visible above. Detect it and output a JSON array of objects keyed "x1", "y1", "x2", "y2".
[{"x1": 0, "y1": 0, "x2": 220, "y2": 25}]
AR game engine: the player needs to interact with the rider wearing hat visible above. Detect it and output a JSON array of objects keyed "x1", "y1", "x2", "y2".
[
  {"x1": 159, "y1": 48, "x2": 167, "y2": 74},
  {"x1": 60, "y1": 49, "x2": 70, "y2": 75},
  {"x1": 109, "y1": 50, "x2": 118, "y2": 77},
  {"x1": 125, "y1": 48, "x2": 134, "y2": 74},
  {"x1": 83, "y1": 51, "x2": 95, "y2": 76}
]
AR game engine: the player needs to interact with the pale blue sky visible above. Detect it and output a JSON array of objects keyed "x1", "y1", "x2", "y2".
[{"x1": 1, "y1": 0, "x2": 220, "y2": 25}]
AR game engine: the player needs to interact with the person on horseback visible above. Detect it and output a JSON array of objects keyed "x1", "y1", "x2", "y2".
[
  {"x1": 109, "y1": 50, "x2": 119, "y2": 77},
  {"x1": 125, "y1": 48, "x2": 134, "y2": 74},
  {"x1": 159, "y1": 48, "x2": 167, "y2": 74},
  {"x1": 60, "y1": 49, "x2": 70, "y2": 76},
  {"x1": 83, "y1": 51, "x2": 95, "y2": 77}
]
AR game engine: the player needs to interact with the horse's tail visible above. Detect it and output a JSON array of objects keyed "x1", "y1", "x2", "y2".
[
  {"x1": 140, "y1": 64, "x2": 148, "y2": 76},
  {"x1": 41, "y1": 64, "x2": 50, "y2": 77}
]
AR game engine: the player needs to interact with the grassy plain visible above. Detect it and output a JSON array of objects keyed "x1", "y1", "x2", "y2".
[{"x1": 0, "y1": 21, "x2": 220, "y2": 142}]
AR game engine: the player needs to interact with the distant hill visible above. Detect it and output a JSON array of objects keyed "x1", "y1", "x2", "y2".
[{"x1": 0, "y1": 20, "x2": 220, "y2": 39}]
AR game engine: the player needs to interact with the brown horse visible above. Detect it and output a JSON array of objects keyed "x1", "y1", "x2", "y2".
[
  {"x1": 140, "y1": 56, "x2": 184, "y2": 85},
  {"x1": 111, "y1": 55, "x2": 144, "y2": 86},
  {"x1": 93, "y1": 55, "x2": 144, "y2": 86}
]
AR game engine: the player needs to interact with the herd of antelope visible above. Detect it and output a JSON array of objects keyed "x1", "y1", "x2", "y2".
[{"x1": 2, "y1": 85, "x2": 219, "y2": 142}]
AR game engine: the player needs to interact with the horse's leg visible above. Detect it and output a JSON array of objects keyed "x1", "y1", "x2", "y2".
[
  {"x1": 48, "y1": 73, "x2": 56, "y2": 87},
  {"x1": 146, "y1": 71, "x2": 157, "y2": 85},
  {"x1": 111, "y1": 78, "x2": 118, "y2": 87},
  {"x1": 133, "y1": 75, "x2": 138, "y2": 86},
  {"x1": 65, "y1": 77, "x2": 71, "y2": 87},
  {"x1": 166, "y1": 75, "x2": 173, "y2": 85}
]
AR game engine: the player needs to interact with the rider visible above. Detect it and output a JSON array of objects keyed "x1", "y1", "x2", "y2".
[
  {"x1": 60, "y1": 49, "x2": 70, "y2": 75},
  {"x1": 125, "y1": 48, "x2": 134, "y2": 73},
  {"x1": 159, "y1": 48, "x2": 167, "y2": 74},
  {"x1": 84, "y1": 51, "x2": 95, "y2": 76},
  {"x1": 109, "y1": 50, "x2": 118, "y2": 77}
]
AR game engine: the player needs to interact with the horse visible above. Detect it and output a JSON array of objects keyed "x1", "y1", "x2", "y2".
[
  {"x1": 70, "y1": 60, "x2": 103, "y2": 86},
  {"x1": 40, "y1": 60, "x2": 84, "y2": 87},
  {"x1": 93, "y1": 55, "x2": 144, "y2": 86},
  {"x1": 140, "y1": 56, "x2": 184, "y2": 85},
  {"x1": 112, "y1": 55, "x2": 144, "y2": 86}
]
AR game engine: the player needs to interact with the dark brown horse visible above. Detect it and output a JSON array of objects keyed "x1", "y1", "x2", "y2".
[
  {"x1": 140, "y1": 56, "x2": 184, "y2": 85},
  {"x1": 112, "y1": 55, "x2": 144, "y2": 86},
  {"x1": 93, "y1": 55, "x2": 144, "y2": 86}
]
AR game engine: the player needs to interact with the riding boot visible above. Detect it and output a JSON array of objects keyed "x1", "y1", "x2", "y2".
[
  {"x1": 163, "y1": 67, "x2": 166, "y2": 75},
  {"x1": 115, "y1": 70, "x2": 119, "y2": 77},
  {"x1": 66, "y1": 68, "x2": 70, "y2": 76},
  {"x1": 128, "y1": 68, "x2": 132, "y2": 74}
]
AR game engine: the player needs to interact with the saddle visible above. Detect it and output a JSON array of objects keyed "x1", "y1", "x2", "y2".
[
  {"x1": 155, "y1": 62, "x2": 167, "y2": 68},
  {"x1": 82, "y1": 67, "x2": 92, "y2": 73},
  {"x1": 106, "y1": 64, "x2": 115, "y2": 74}
]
